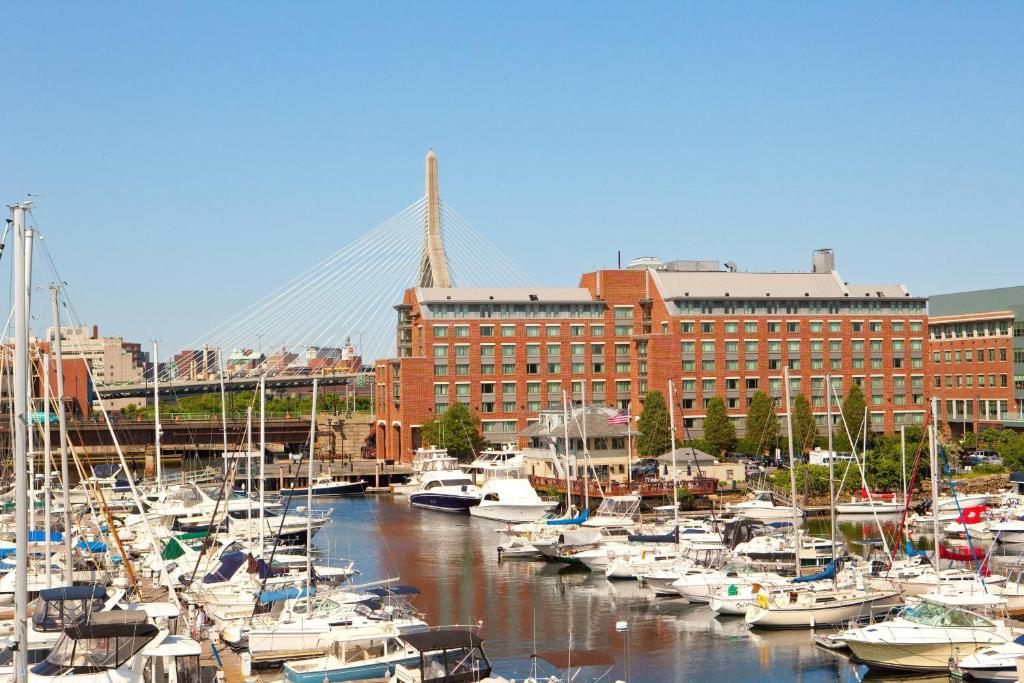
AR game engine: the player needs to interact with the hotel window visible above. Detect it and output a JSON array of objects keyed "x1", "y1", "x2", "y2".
[
  {"x1": 872, "y1": 394, "x2": 884, "y2": 405},
  {"x1": 789, "y1": 377, "x2": 801, "y2": 392},
  {"x1": 480, "y1": 325, "x2": 494, "y2": 337},
  {"x1": 869, "y1": 340, "x2": 882, "y2": 353},
  {"x1": 787, "y1": 340, "x2": 801, "y2": 354},
  {"x1": 455, "y1": 383, "x2": 470, "y2": 397},
  {"x1": 546, "y1": 324, "x2": 561, "y2": 337},
  {"x1": 702, "y1": 379, "x2": 716, "y2": 392},
  {"x1": 725, "y1": 340, "x2": 739, "y2": 353},
  {"x1": 680, "y1": 321, "x2": 695, "y2": 333},
  {"x1": 433, "y1": 344, "x2": 448, "y2": 358},
  {"x1": 570, "y1": 324, "x2": 584, "y2": 337},
  {"x1": 433, "y1": 325, "x2": 449, "y2": 338},
  {"x1": 768, "y1": 359, "x2": 782, "y2": 370},
  {"x1": 701, "y1": 321, "x2": 714, "y2": 334},
  {"x1": 990, "y1": 374, "x2": 997, "y2": 386},
  {"x1": 682, "y1": 379, "x2": 696, "y2": 392},
  {"x1": 570, "y1": 343, "x2": 584, "y2": 356},
  {"x1": 591, "y1": 324, "x2": 605, "y2": 337},
  {"x1": 871, "y1": 358, "x2": 883, "y2": 369},
  {"x1": 615, "y1": 380, "x2": 631, "y2": 394},
  {"x1": 571, "y1": 362, "x2": 584, "y2": 373},
  {"x1": 828, "y1": 321, "x2": 842, "y2": 333},
  {"x1": 852, "y1": 340, "x2": 864, "y2": 353},
  {"x1": 614, "y1": 305, "x2": 634, "y2": 319},
  {"x1": 526, "y1": 325, "x2": 540, "y2": 338},
  {"x1": 592, "y1": 380, "x2": 605, "y2": 396},
  {"x1": 810, "y1": 340, "x2": 824, "y2": 353},
  {"x1": 434, "y1": 383, "x2": 449, "y2": 397},
  {"x1": 852, "y1": 321, "x2": 864, "y2": 332},
  {"x1": 434, "y1": 364, "x2": 448, "y2": 376},
  {"x1": 724, "y1": 322, "x2": 739, "y2": 334},
  {"x1": 502, "y1": 363, "x2": 515, "y2": 374},
  {"x1": 1001, "y1": 374, "x2": 1009, "y2": 387},
  {"x1": 744, "y1": 321, "x2": 758, "y2": 333},
  {"x1": 480, "y1": 344, "x2": 495, "y2": 358},
  {"x1": 702, "y1": 359, "x2": 715, "y2": 371},
  {"x1": 744, "y1": 340, "x2": 758, "y2": 355},
  {"x1": 547, "y1": 343, "x2": 561, "y2": 357},
  {"x1": 768, "y1": 340, "x2": 782, "y2": 353},
  {"x1": 701, "y1": 340, "x2": 715, "y2": 354},
  {"x1": 547, "y1": 380, "x2": 561, "y2": 396},
  {"x1": 501, "y1": 325, "x2": 515, "y2": 337},
  {"x1": 809, "y1": 321, "x2": 823, "y2": 333},
  {"x1": 682, "y1": 341, "x2": 696, "y2": 353},
  {"x1": 526, "y1": 343, "x2": 540, "y2": 357},
  {"x1": 787, "y1": 322, "x2": 800, "y2": 333},
  {"x1": 479, "y1": 363, "x2": 494, "y2": 375},
  {"x1": 933, "y1": 351, "x2": 941, "y2": 364},
  {"x1": 892, "y1": 340, "x2": 905, "y2": 352},
  {"x1": 454, "y1": 325, "x2": 469, "y2": 338},
  {"x1": 788, "y1": 358, "x2": 801, "y2": 370},
  {"x1": 910, "y1": 321, "x2": 922, "y2": 333},
  {"x1": 767, "y1": 322, "x2": 781, "y2": 333},
  {"x1": 830, "y1": 358, "x2": 842, "y2": 370},
  {"x1": 548, "y1": 361, "x2": 561, "y2": 373},
  {"x1": 746, "y1": 359, "x2": 759, "y2": 371},
  {"x1": 454, "y1": 344, "x2": 469, "y2": 358},
  {"x1": 768, "y1": 378, "x2": 782, "y2": 392},
  {"x1": 435, "y1": 403, "x2": 448, "y2": 414},
  {"x1": 909, "y1": 339, "x2": 922, "y2": 352},
  {"x1": 502, "y1": 401, "x2": 516, "y2": 412},
  {"x1": 828, "y1": 340, "x2": 842, "y2": 354},
  {"x1": 892, "y1": 321, "x2": 905, "y2": 332},
  {"x1": 869, "y1": 321, "x2": 882, "y2": 333},
  {"x1": 526, "y1": 381, "x2": 541, "y2": 395},
  {"x1": 726, "y1": 359, "x2": 739, "y2": 370},
  {"x1": 811, "y1": 358, "x2": 824, "y2": 370},
  {"x1": 526, "y1": 400, "x2": 540, "y2": 411},
  {"x1": 954, "y1": 350, "x2": 961, "y2": 362}
]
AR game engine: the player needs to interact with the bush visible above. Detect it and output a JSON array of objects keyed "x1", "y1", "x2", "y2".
[{"x1": 971, "y1": 463, "x2": 1007, "y2": 475}]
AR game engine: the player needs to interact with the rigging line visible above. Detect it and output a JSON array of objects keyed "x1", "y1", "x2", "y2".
[{"x1": 441, "y1": 201, "x2": 538, "y2": 285}]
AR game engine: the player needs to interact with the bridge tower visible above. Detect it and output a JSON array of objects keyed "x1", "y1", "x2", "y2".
[{"x1": 416, "y1": 150, "x2": 452, "y2": 288}]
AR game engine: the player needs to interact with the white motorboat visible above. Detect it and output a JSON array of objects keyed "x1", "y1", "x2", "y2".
[
  {"x1": 990, "y1": 519, "x2": 1024, "y2": 543},
  {"x1": 465, "y1": 444, "x2": 525, "y2": 483},
  {"x1": 724, "y1": 490, "x2": 804, "y2": 521},
  {"x1": 950, "y1": 636, "x2": 1024, "y2": 682},
  {"x1": 581, "y1": 495, "x2": 641, "y2": 529},
  {"x1": 835, "y1": 497, "x2": 904, "y2": 515},
  {"x1": 672, "y1": 562, "x2": 787, "y2": 604},
  {"x1": 280, "y1": 474, "x2": 367, "y2": 497},
  {"x1": 282, "y1": 625, "x2": 422, "y2": 682},
  {"x1": 938, "y1": 492, "x2": 993, "y2": 511},
  {"x1": 469, "y1": 474, "x2": 556, "y2": 523},
  {"x1": 842, "y1": 594, "x2": 1020, "y2": 672},
  {"x1": 708, "y1": 579, "x2": 788, "y2": 616},
  {"x1": 392, "y1": 446, "x2": 455, "y2": 495}
]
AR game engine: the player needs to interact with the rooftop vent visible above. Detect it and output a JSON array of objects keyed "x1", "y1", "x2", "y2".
[
  {"x1": 627, "y1": 256, "x2": 662, "y2": 270},
  {"x1": 529, "y1": 294, "x2": 539, "y2": 301}
]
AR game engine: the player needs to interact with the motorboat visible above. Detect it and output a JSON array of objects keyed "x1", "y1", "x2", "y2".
[
  {"x1": 638, "y1": 542, "x2": 731, "y2": 596},
  {"x1": 465, "y1": 444, "x2": 525, "y2": 483},
  {"x1": 842, "y1": 594, "x2": 1020, "y2": 672},
  {"x1": 408, "y1": 468, "x2": 483, "y2": 513},
  {"x1": 392, "y1": 447, "x2": 455, "y2": 495},
  {"x1": 283, "y1": 624, "x2": 421, "y2": 682},
  {"x1": 281, "y1": 474, "x2": 367, "y2": 497},
  {"x1": 950, "y1": 636, "x2": 1024, "y2": 682},
  {"x1": 388, "y1": 628, "x2": 491, "y2": 683},
  {"x1": 581, "y1": 495, "x2": 640, "y2": 529},
  {"x1": 724, "y1": 490, "x2": 804, "y2": 521},
  {"x1": 835, "y1": 497, "x2": 904, "y2": 515},
  {"x1": 671, "y1": 562, "x2": 787, "y2": 603},
  {"x1": 938, "y1": 492, "x2": 993, "y2": 511},
  {"x1": 29, "y1": 608, "x2": 200, "y2": 683},
  {"x1": 733, "y1": 531, "x2": 841, "y2": 569},
  {"x1": 469, "y1": 473, "x2": 556, "y2": 523}
]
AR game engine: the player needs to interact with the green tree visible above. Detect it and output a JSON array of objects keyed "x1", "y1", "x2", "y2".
[
  {"x1": 741, "y1": 391, "x2": 778, "y2": 455},
  {"x1": 420, "y1": 402, "x2": 486, "y2": 462},
  {"x1": 703, "y1": 396, "x2": 736, "y2": 456},
  {"x1": 636, "y1": 390, "x2": 672, "y2": 456},
  {"x1": 836, "y1": 383, "x2": 867, "y2": 452},
  {"x1": 791, "y1": 394, "x2": 817, "y2": 453}
]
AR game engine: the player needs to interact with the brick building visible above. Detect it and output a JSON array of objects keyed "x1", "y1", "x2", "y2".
[
  {"x1": 929, "y1": 286, "x2": 1024, "y2": 433},
  {"x1": 375, "y1": 249, "x2": 931, "y2": 463}
]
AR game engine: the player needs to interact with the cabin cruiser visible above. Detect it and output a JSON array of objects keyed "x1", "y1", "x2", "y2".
[
  {"x1": 283, "y1": 623, "x2": 422, "y2": 682},
  {"x1": 582, "y1": 495, "x2": 641, "y2": 529},
  {"x1": 392, "y1": 447, "x2": 455, "y2": 495},
  {"x1": 281, "y1": 474, "x2": 367, "y2": 497},
  {"x1": 733, "y1": 531, "x2": 841, "y2": 569},
  {"x1": 842, "y1": 593, "x2": 1020, "y2": 672},
  {"x1": 469, "y1": 472, "x2": 556, "y2": 523},
  {"x1": 465, "y1": 445, "x2": 525, "y2": 483},
  {"x1": 388, "y1": 628, "x2": 491, "y2": 683},
  {"x1": 724, "y1": 490, "x2": 804, "y2": 521},
  {"x1": 408, "y1": 467, "x2": 483, "y2": 513},
  {"x1": 671, "y1": 561, "x2": 788, "y2": 603},
  {"x1": 29, "y1": 607, "x2": 200, "y2": 683},
  {"x1": 950, "y1": 635, "x2": 1024, "y2": 682}
]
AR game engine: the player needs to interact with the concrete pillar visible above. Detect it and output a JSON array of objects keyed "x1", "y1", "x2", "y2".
[{"x1": 417, "y1": 150, "x2": 452, "y2": 288}]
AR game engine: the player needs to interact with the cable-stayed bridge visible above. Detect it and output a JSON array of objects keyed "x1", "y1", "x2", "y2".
[{"x1": 101, "y1": 151, "x2": 535, "y2": 398}]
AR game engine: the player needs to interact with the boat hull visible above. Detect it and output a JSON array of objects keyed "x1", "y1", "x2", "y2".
[
  {"x1": 745, "y1": 592, "x2": 902, "y2": 629},
  {"x1": 469, "y1": 502, "x2": 555, "y2": 523},
  {"x1": 409, "y1": 493, "x2": 480, "y2": 513},
  {"x1": 284, "y1": 656, "x2": 419, "y2": 682},
  {"x1": 847, "y1": 639, "x2": 1001, "y2": 672},
  {"x1": 280, "y1": 481, "x2": 366, "y2": 496},
  {"x1": 836, "y1": 501, "x2": 903, "y2": 515}
]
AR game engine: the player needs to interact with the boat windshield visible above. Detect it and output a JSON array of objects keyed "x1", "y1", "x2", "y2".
[
  {"x1": 32, "y1": 595, "x2": 106, "y2": 632},
  {"x1": 32, "y1": 631, "x2": 156, "y2": 675},
  {"x1": 594, "y1": 497, "x2": 640, "y2": 518},
  {"x1": 424, "y1": 478, "x2": 474, "y2": 489},
  {"x1": 903, "y1": 602, "x2": 994, "y2": 628}
]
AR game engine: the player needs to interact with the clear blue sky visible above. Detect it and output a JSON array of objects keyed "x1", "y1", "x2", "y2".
[{"x1": 3, "y1": 2, "x2": 1022, "y2": 353}]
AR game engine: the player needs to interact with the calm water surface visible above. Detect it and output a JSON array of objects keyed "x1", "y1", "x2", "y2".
[{"x1": 310, "y1": 497, "x2": 952, "y2": 683}]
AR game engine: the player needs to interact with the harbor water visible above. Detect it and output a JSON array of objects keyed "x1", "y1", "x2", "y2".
[{"x1": 309, "y1": 496, "x2": 953, "y2": 682}]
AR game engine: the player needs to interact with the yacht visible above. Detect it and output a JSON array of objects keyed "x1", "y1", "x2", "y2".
[
  {"x1": 465, "y1": 444, "x2": 525, "y2": 483},
  {"x1": 469, "y1": 473, "x2": 556, "y2": 523},
  {"x1": 282, "y1": 624, "x2": 421, "y2": 682},
  {"x1": 281, "y1": 474, "x2": 367, "y2": 497},
  {"x1": 392, "y1": 446, "x2": 454, "y2": 495},
  {"x1": 842, "y1": 594, "x2": 1020, "y2": 672},
  {"x1": 724, "y1": 491, "x2": 804, "y2": 521},
  {"x1": 408, "y1": 467, "x2": 483, "y2": 513},
  {"x1": 745, "y1": 584, "x2": 902, "y2": 629},
  {"x1": 950, "y1": 636, "x2": 1024, "y2": 682}
]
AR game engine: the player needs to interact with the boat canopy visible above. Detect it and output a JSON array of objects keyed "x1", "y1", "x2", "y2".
[
  {"x1": 28, "y1": 530, "x2": 64, "y2": 542},
  {"x1": 793, "y1": 559, "x2": 837, "y2": 584},
  {"x1": 402, "y1": 628, "x2": 482, "y2": 653},
  {"x1": 532, "y1": 649, "x2": 614, "y2": 669},
  {"x1": 92, "y1": 464, "x2": 122, "y2": 479},
  {"x1": 257, "y1": 586, "x2": 314, "y2": 604},
  {"x1": 76, "y1": 540, "x2": 108, "y2": 553},
  {"x1": 203, "y1": 551, "x2": 247, "y2": 584},
  {"x1": 548, "y1": 509, "x2": 589, "y2": 526},
  {"x1": 367, "y1": 585, "x2": 420, "y2": 596},
  {"x1": 904, "y1": 539, "x2": 929, "y2": 558},
  {"x1": 65, "y1": 610, "x2": 157, "y2": 640},
  {"x1": 628, "y1": 527, "x2": 678, "y2": 543},
  {"x1": 38, "y1": 585, "x2": 106, "y2": 602}
]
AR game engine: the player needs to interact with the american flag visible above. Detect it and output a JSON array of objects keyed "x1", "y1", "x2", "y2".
[{"x1": 607, "y1": 409, "x2": 630, "y2": 426}]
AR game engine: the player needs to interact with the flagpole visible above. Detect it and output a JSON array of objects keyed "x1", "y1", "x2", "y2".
[{"x1": 626, "y1": 414, "x2": 632, "y2": 485}]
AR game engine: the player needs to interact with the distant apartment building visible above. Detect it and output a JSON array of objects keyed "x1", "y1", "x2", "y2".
[
  {"x1": 43, "y1": 325, "x2": 146, "y2": 409},
  {"x1": 929, "y1": 286, "x2": 1024, "y2": 433},
  {"x1": 171, "y1": 347, "x2": 220, "y2": 380},
  {"x1": 375, "y1": 250, "x2": 929, "y2": 463}
]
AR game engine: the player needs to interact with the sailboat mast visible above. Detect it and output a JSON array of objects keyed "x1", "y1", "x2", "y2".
[
  {"x1": 43, "y1": 350, "x2": 52, "y2": 589},
  {"x1": 50, "y1": 286, "x2": 73, "y2": 584},
  {"x1": 259, "y1": 377, "x2": 267, "y2": 552},
  {"x1": 11, "y1": 201, "x2": 30, "y2": 682},
  {"x1": 306, "y1": 379, "x2": 318, "y2": 612},
  {"x1": 783, "y1": 367, "x2": 801, "y2": 574},
  {"x1": 580, "y1": 386, "x2": 589, "y2": 513},
  {"x1": 153, "y1": 340, "x2": 161, "y2": 489},
  {"x1": 219, "y1": 348, "x2": 228, "y2": 477},
  {"x1": 825, "y1": 374, "x2": 836, "y2": 578},
  {"x1": 246, "y1": 406, "x2": 253, "y2": 543},
  {"x1": 25, "y1": 226, "x2": 34, "y2": 537},
  {"x1": 929, "y1": 397, "x2": 942, "y2": 556},
  {"x1": 561, "y1": 390, "x2": 572, "y2": 514},
  {"x1": 900, "y1": 425, "x2": 907, "y2": 503},
  {"x1": 668, "y1": 379, "x2": 679, "y2": 537}
]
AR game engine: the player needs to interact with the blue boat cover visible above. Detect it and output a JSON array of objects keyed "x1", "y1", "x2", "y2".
[
  {"x1": 257, "y1": 586, "x2": 314, "y2": 604},
  {"x1": 366, "y1": 585, "x2": 420, "y2": 596},
  {"x1": 905, "y1": 539, "x2": 929, "y2": 558},
  {"x1": 628, "y1": 527, "x2": 679, "y2": 543},
  {"x1": 76, "y1": 540, "x2": 107, "y2": 553},
  {"x1": 547, "y1": 509, "x2": 589, "y2": 526},
  {"x1": 93, "y1": 464, "x2": 121, "y2": 478},
  {"x1": 793, "y1": 559, "x2": 837, "y2": 584},
  {"x1": 0, "y1": 548, "x2": 14, "y2": 559},
  {"x1": 38, "y1": 585, "x2": 106, "y2": 601},
  {"x1": 1015, "y1": 634, "x2": 1024, "y2": 645},
  {"x1": 766, "y1": 521, "x2": 794, "y2": 529},
  {"x1": 203, "y1": 552, "x2": 247, "y2": 584},
  {"x1": 0, "y1": 561, "x2": 14, "y2": 570},
  {"x1": 28, "y1": 530, "x2": 64, "y2": 543}
]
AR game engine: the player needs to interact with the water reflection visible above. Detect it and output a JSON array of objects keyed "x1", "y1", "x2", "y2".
[{"x1": 312, "y1": 497, "x2": 954, "y2": 682}]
